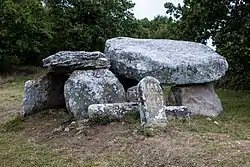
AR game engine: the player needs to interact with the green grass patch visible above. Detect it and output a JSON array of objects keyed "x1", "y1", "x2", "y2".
[
  {"x1": 2, "y1": 115, "x2": 25, "y2": 132},
  {"x1": 0, "y1": 133, "x2": 76, "y2": 167},
  {"x1": 1, "y1": 72, "x2": 250, "y2": 166},
  {"x1": 89, "y1": 114, "x2": 117, "y2": 125},
  {"x1": 164, "y1": 88, "x2": 250, "y2": 140}
]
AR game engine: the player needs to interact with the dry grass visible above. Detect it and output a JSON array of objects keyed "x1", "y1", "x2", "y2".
[
  {"x1": 0, "y1": 69, "x2": 249, "y2": 167},
  {"x1": 0, "y1": 67, "x2": 46, "y2": 121}
]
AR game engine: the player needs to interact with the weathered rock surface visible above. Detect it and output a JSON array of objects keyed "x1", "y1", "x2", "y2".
[
  {"x1": 138, "y1": 76, "x2": 167, "y2": 127},
  {"x1": 171, "y1": 83, "x2": 223, "y2": 117},
  {"x1": 88, "y1": 102, "x2": 139, "y2": 119},
  {"x1": 21, "y1": 73, "x2": 68, "y2": 116},
  {"x1": 164, "y1": 106, "x2": 190, "y2": 119},
  {"x1": 43, "y1": 51, "x2": 110, "y2": 72},
  {"x1": 167, "y1": 89, "x2": 177, "y2": 105},
  {"x1": 105, "y1": 37, "x2": 228, "y2": 84},
  {"x1": 64, "y1": 69, "x2": 126, "y2": 118},
  {"x1": 126, "y1": 86, "x2": 139, "y2": 102}
]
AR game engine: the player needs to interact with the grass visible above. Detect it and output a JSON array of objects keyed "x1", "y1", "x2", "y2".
[
  {"x1": 0, "y1": 133, "x2": 76, "y2": 167},
  {"x1": 0, "y1": 69, "x2": 249, "y2": 166},
  {"x1": 164, "y1": 88, "x2": 250, "y2": 140},
  {"x1": 0, "y1": 67, "x2": 46, "y2": 121},
  {"x1": 0, "y1": 68, "x2": 78, "y2": 167},
  {"x1": 2, "y1": 115, "x2": 25, "y2": 132}
]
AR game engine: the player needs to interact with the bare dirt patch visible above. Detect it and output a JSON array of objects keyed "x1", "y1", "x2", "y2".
[
  {"x1": 236, "y1": 140, "x2": 250, "y2": 152},
  {"x1": 1, "y1": 71, "x2": 250, "y2": 167},
  {"x1": 8, "y1": 109, "x2": 248, "y2": 167}
]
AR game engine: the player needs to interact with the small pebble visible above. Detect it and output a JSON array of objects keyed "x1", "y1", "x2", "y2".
[
  {"x1": 206, "y1": 117, "x2": 212, "y2": 121},
  {"x1": 64, "y1": 127, "x2": 70, "y2": 132},
  {"x1": 213, "y1": 121, "x2": 219, "y2": 125}
]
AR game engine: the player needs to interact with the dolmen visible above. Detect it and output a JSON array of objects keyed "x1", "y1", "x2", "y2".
[{"x1": 20, "y1": 37, "x2": 228, "y2": 127}]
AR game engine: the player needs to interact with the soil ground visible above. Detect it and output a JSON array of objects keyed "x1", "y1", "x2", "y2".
[{"x1": 0, "y1": 68, "x2": 249, "y2": 167}]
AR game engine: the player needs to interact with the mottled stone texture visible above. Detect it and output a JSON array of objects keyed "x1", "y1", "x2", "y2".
[
  {"x1": 171, "y1": 83, "x2": 223, "y2": 117},
  {"x1": 126, "y1": 86, "x2": 139, "y2": 102},
  {"x1": 64, "y1": 69, "x2": 126, "y2": 118},
  {"x1": 21, "y1": 73, "x2": 69, "y2": 116},
  {"x1": 43, "y1": 51, "x2": 110, "y2": 72},
  {"x1": 164, "y1": 106, "x2": 190, "y2": 119},
  {"x1": 105, "y1": 37, "x2": 228, "y2": 84},
  {"x1": 88, "y1": 102, "x2": 139, "y2": 119},
  {"x1": 138, "y1": 76, "x2": 167, "y2": 127}
]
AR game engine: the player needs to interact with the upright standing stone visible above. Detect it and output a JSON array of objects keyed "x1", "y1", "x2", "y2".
[
  {"x1": 21, "y1": 72, "x2": 68, "y2": 116},
  {"x1": 164, "y1": 106, "x2": 190, "y2": 119},
  {"x1": 138, "y1": 76, "x2": 167, "y2": 127},
  {"x1": 171, "y1": 83, "x2": 223, "y2": 117}
]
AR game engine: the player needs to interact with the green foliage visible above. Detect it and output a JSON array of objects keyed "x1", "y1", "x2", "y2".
[
  {"x1": 89, "y1": 114, "x2": 116, "y2": 125},
  {"x1": 165, "y1": 0, "x2": 250, "y2": 89},
  {"x1": 0, "y1": 0, "x2": 137, "y2": 72},
  {"x1": 1, "y1": 0, "x2": 250, "y2": 90},
  {"x1": 44, "y1": 0, "x2": 136, "y2": 52},
  {"x1": 0, "y1": 0, "x2": 53, "y2": 70},
  {"x1": 134, "y1": 16, "x2": 181, "y2": 40},
  {"x1": 140, "y1": 127, "x2": 156, "y2": 137},
  {"x1": 123, "y1": 110, "x2": 140, "y2": 123}
]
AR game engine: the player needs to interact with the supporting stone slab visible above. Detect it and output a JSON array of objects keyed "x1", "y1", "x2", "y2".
[
  {"x1": 21, "y1": 72, "x2": 69, "y2": 116},
  {"x1": 164, "y1": 106, "x2": 190, "y2": 119},
  {"x1": 126, "y1": 86, "x2": 139, "y2": 102},
  {"x1": 88, "y1": 102, "x2": 139, "y2": 119},
  {"x1": 171, "y1": 83, "x2": 223, "y2": 117}
]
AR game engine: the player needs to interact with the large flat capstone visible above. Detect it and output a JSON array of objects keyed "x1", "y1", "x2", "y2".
[
  {"x1": 43, "y1": 51, "x2": 110, "y2": 72},
  {"x1": 105, "y1": 37, "x2": 228, "y2": 84},
  {"x1": 64, "y1": 69, "x2": 126, "y2": 118}
]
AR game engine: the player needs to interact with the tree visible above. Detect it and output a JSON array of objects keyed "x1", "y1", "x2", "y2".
[
  {"x1": 0, "y1": 0, "x2": 139, "y2": 72},
  {"x1": 44, "y1": 0, "x2": 137, "y2": 52},
  {"x1": 165, "y1": 0, "x2": 250, "y2": 89},
  {"x1": 134, "y1": 16, "x2": 181, "y2": 40},
  {"x1": 0, "y1": 0, "x2": 53, "y2": 71}
]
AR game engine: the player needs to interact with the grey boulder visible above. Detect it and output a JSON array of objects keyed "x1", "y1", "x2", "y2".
[
  {"x1": 88, "y1": 102, "x2": 139, "y2": 119},
  {"x1": 138, "y1": 76, "x2": 167, "y2": 127},
  {"x1": 105, "y1": 37, "x2": 228, "y2": 84},
  {"x1": 126, "y1": 86, "x2": 139, "y2": 102},
  {"x1": 171, "y1": 83, "x2": 223, "y2": 117},
  {"x1": 164, "y1": 106, "x2": 190, "y2": 119},
  {"x1": 21, "y1": 73, "x2": 68, "y2": 116},
  {"x1": 64, "y1": 69, "x2": 126, "y2": 118},
  {"x1": 43, "y1": 51, "x2": 110, "y2": 72}
]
